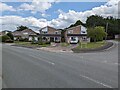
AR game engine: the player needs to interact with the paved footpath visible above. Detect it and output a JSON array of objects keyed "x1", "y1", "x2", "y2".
[{"x1": 0, "y1": 43, "x2": 2, "y2": 89}]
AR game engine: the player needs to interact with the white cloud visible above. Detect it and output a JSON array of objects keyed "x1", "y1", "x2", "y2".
[
  {"x1": 0, "y1": 0, "x2": 119, "y2": 31},
  {"x1": 0, "y1": 2, "x2": 16, "y2": 12},
  {"x1": 49, "y1": 0, "x2": 119, "y2": 29},
  {"x1": 0, "y1": 16, "x2": 47, "y2": 32},
  {"x1": 18, "y1": 0, "x2": 53, "y2": 14}
]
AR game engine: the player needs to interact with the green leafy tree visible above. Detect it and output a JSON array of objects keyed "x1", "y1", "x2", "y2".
[
  {"x1": 17, "y1": 25, "x2": 29, "y2": 31},
  {"x1": 1, "y1": 35, "x2": 11, "y2": 42},
  {"x1": 61, "y1": 29, "x2": 66, "y2": 42},
  {"x1": 0, "y1": 36, "x2": 2, "y2": 42},
  {"x1": 86, "y1": 15, "x2": 120, "y2": 39},
  {"x1": 7, "y1": 32, "x2": 14, "y2": 40},
  {"x1": 87, "y1": 26, "x2": 107, "y2": 42}
]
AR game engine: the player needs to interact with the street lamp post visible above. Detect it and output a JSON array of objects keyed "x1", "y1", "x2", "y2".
[{"x1": 105, "y1": 22, "x2": 108, "y2": 41}]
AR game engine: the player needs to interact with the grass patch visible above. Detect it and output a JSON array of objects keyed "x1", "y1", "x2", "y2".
[
  {"x1": 14, "y1": 41, "x2": 50, "y2": 47},
  {"x1": 61, "y1": 43, "x2": 70, "y2": 47},
  {"x1": 76, "y1": 41, "x2": 106, "y2": 49}
]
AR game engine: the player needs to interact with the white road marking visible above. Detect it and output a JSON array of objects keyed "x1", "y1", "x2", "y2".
[
  {"x1": 79, "y1": 74, "x2": 113, "y2": 88},
  {"x1": 114, "y1": 63, "x2": 118, "y2": 65},
  {"x1": 30, "y1": 55, "x2": 55, "y2": 66},
  {"x1": 44, "y1": 60, "x2": 55, "y2": 65}
]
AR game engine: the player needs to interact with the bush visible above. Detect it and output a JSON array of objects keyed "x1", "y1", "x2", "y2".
[
  {"x1": 1, "y1": 35, "x2": 11, "y2": 42},
  {"x1": 38, "y1": 42, "x2": 44, "y2": 45},
  {"x1": 19, "y1": 38, "x2": 28, "y2": 42},
  {"x1": 87, "y1": 26, "x2": 107, "y2": 42},
  {"x1": 45, "y1": 41, "x2": 50, "y2": 44},
  {"x1": 31, "y1": 40, "x2": 38, "y2": 44},
  {"x1": 0, "y1": 36, "x2": 2, "y2": 42},
  {"x1": 7, "y1": 32, "x2": 14, "y2": 40},
  {"x1": 38, "y1": 41, "x2": 50, "y2": 45},
  {"x1": 5, "y1": 39, "x2": 14, "y2": 43}
]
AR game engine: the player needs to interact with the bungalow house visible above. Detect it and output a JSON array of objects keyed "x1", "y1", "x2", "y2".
[
  {"x1": 12, "y1": 29, "x2": 38, "y2": 41},
  {"x1": 65, "y1": 25, "x2": 90, "y2": 43},
  {"x1": 39, "y1": 26, "x2": 61, "y2": 42}
]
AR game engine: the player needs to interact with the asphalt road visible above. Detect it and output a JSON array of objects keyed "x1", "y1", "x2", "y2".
[{"x1": 2, "y1": 41, "x2": 118, "y2": 88}]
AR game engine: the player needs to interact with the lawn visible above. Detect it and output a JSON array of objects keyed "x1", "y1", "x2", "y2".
[
  {"x1": 60, "y1": 43, "x2": 70, "y2": 47},
  {"x1": 76, "y1": 41, "x2": 107, "y2": 49},
  {"x1": 14, "y1": 41, "x2": 50, "y2": 47}
]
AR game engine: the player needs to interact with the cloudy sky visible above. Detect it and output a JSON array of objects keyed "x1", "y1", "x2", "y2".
[{"x1": 0, "y1": 0, "x2": 119, "y2": 32}]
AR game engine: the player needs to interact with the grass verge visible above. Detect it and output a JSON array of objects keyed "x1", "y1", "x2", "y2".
[
  {"x1": 77, "y1": 41, "x2": 106, "y2": 49},
  {"x1": 72, "y1": 41, "x2": 107, "y2": 53},
  {"x1": 14, "y1": 41, "x2": 50, "y2": 47},
  {"x1": 60, "y1": 43, "x2": 70, "y2": 47}
]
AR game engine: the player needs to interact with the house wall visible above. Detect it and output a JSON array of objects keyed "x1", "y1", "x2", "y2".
[
  {"x1": 81, "y1": 26, "x2": 87, "y2": 34},
  {"x1": 66, "y1": 25, "x2": 81, "y2": 34},
  {"x1": 65, "y1": 25, "x2": 89, "y2": 43},
  {"x1": 40, "y1": 26, "x2": 61, "y2": 42},
  {"x1": 13, "y1": 29, "x2": 38, "y2": 41},
  {"x1": 29, "y1": 36, "x2": 38, "y2": 41},
  {"x1": 66, "y1": 36, "x2": 90, "y2": 43},
  {"x1": 47, "y1": 27, "x2": 61, "y2": 34}
]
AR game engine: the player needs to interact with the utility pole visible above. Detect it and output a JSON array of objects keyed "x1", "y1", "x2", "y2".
[{"x1": 105, "y1": 22, "x2": 108, "y2": 41}]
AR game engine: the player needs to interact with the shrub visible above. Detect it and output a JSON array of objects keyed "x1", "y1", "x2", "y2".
[
  {"x1": 19, "y1": 38, "x2": 28, "y2": 42},
  {"x1": 5, "y1": 39, "x2": 14, "y2": 43},
  {"x1": 0, "y1": 36, "x2": 2, "y2": 42},
  {"x1": 45, "y1": 41, "x2": 50, "y2": 44},
  {"x1": 31, "y1": 40, "x2": 38, "y2": 44},
  {"x1": 1, "y1": 35, "x2": 11, "y2": 42},
  {"x1": 7, "y1": 32, "x2": 14, "y2": 40},
  {"x1": 38, "y1": 41, "x2": 50, "y2": 45},
  {"x1": 87, "y1": 26, "x2": 107, "y2": 42}
]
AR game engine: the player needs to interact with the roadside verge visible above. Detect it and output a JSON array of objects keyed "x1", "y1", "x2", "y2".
[{"x1": 71, "y1": 42, "x2": 114, "y2": 53}]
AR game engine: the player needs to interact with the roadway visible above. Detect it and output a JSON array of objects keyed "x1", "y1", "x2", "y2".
[{"x1": 2, "y1": 41, "x2": 118, "y2": 88}]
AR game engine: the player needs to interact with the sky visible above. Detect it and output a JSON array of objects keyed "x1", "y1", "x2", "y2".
[{"x1": 0, "y1": 0, "x2": 119, "y2": 32}]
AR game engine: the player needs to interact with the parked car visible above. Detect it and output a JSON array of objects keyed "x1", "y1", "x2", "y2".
[{"x1": 70, "y1": 37, "x2": 79, "y2": 44}]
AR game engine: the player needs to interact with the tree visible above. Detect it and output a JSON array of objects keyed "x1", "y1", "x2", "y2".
[
  {"x1": 1, "y1": 35, "x2": 11, "y2": 42},
  {"x1": 17, "y1": 25, "x2": 29, "y2": 31},
  {"x1": 61, "y1": 29, "x2": 66, "y2": 42},
  {"x1": 87, "y1": 26, "x2": 107, "y2": 42},
  {"x1": 7, "y1": 32, "x2": 14, "y2": 40},
  {"x1": 86, "y1": 15, "x2": 105, "y2": 28},
  {"x1": 86, "y1": 15, "x2": 120, "y2": 39}
]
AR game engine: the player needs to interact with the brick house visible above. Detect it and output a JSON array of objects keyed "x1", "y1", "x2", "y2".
[
  {"x1": 40, "y1": 26, "x2": 61, "y2": 42},
  {"x1": 65, "y1": 25, "x2": 90, "y2": 43},
  {"x1": 12, "y1": 29, "x2": 38, "y2": 41}
]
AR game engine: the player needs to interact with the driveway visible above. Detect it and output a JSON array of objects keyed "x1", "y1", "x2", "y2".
[
  {"x1": 2, "y1": 40, "x2": 118, "y2": 88},
  {"x1": 37, "y1": 43, "x2": 78, "y2": 53}
]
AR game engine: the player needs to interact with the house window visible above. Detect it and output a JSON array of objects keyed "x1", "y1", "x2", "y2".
[
  {"x1": 42, "y1": 31, "x2": 47, "y2": 34},
  {"x1": 23, "y1": 32, "x2": 28, "y2": 35},
  {"x1": 81, "y1": 31, "x2": 85, "y2": 33},
  {"x1": 55, "y1": 31, "x2": 59, "y2": 34}
]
